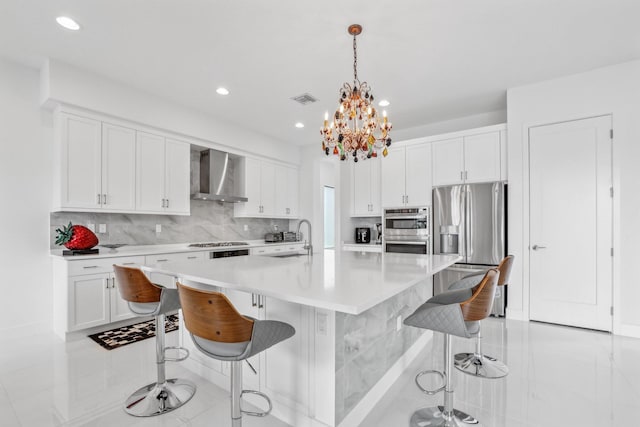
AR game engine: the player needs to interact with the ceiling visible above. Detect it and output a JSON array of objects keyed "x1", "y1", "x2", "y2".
[{"x1": 1, "y1": 0, "x2": 639, "y2": 146}]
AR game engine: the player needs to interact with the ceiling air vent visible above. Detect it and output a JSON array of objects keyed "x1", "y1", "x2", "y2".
[{"x1": 291, "y1": 93, "x2": 318, "y2": 106}]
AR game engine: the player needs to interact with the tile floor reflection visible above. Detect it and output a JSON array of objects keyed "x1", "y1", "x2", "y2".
[{"x1": 1, "y1": 318, "x2": 639, "y2": 426}]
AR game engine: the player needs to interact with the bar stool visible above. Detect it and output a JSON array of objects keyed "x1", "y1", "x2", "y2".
[
  {"x1": 404, "y1": 269, "x2": 498, "y2": 427},
  {"x1": 112, "y1": 265, "x2": 196, "y2": 416},
  {"x1": 176, "y1": 283, "x2": 295, "y2": 427},
  {"x1": 448, "y1": 255, "x2": 515, "y2": 378}
]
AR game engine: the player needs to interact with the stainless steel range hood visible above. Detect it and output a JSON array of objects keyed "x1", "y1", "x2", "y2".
[{"x1": 191, "y1": 149, "x2": 248, "y2": 203}]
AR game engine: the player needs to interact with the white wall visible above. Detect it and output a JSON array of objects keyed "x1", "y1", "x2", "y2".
[
  {"x1": 507, "y1": 60, "x2": 640, "y2": 337},
  {"x1": 392, "y1": 110, "x2": 507, "y2": 142},
  {"x1": 0, "y1": 59, "x2": 53, "y2": 336},
  {"x1": 42, "y1": 60, "x2": 300, "y2": 165}
]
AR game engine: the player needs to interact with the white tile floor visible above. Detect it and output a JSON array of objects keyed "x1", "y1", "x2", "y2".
[{"x1": 1, "y1": 318, "x2": 639, "y2": 426}]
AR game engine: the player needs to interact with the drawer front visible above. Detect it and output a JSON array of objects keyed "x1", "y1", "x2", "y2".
[
  {"x1": 68, "y1": 256, "x2": 146, "y2": 276},
  {"x1": 146, "y1": 252, "x2": 206, "y2": 264}
]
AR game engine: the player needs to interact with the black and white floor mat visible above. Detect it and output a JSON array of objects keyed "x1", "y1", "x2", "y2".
[{"x1": 88, "y1": 314, "x2": 179, "y2": 350}]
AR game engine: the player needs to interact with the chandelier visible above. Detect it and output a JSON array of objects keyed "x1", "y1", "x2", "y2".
[{"x1": 321, "y1": 24, "x2": 392, "y2": 162}]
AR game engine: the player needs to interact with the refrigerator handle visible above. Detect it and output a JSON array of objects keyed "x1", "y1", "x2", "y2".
[{"x1": 465, "y1": 185, "x2": 472, "y2": 262}]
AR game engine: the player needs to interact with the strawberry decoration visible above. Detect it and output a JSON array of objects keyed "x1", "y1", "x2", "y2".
[{"x1": 55, "y1": 222, "x2": 99, "y2": 250}]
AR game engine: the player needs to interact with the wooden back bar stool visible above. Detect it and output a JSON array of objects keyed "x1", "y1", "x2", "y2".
[
  {"x1": 177, "y1": 283, "x2": 295, "y2": 427},
  {"x1": 404, "y1": 268, "x2": 499, "y2": 427},
  {"x1": 448, "y1": 255, "x2": 515, "y2": 378},
  {"x1": 112, "y1": 265, "x2": 196, "y2": 416}
]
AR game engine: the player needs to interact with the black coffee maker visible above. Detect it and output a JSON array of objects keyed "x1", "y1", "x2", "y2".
[{"x1": 355, "y1": 227, "x2": 371, "y2": 244}]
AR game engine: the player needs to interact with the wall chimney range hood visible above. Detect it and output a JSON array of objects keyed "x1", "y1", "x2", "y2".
[{"x1": 191, "y1": 149, "x2": 248, "y2": 203}]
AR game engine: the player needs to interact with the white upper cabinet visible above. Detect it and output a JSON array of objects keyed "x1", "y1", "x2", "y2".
[
  {"x1": 136, "y1": 132, "x2": 190, "y2": 215},
  {"x1": 57, "y1": 114, "x2": 136, "y2": 211},
  {"x1": 235, "y1": 158, "x2": 299, "y2": 219},
  {"x1": 432, "y1": 129, "x2": 504, "y2": 187},
  {"x1": 58, "y1": 113, "x2": 102, "y2": 210},
  {"x1": 432, "y1": 137, "x2": 464, "y2": 187},
  {"x1": 101, "y1": 123, "x2": 136, "y2": 210},
  {"x1": 54, "y1": 110, "x2": 190, "y2": 215},
  {"x1": 352, "y1": 160, "x2": 381, "y2": 216},
  {"x1": 164, "y1": 139, "x2": 191, "y2": 214},
  {"x1": 381, "y1": 143, "x2": 432, "y2": 207}
]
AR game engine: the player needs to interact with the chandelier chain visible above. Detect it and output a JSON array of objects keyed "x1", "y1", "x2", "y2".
[{"x1": 353, "y1": 34, "x2": 358, "y2": 84}]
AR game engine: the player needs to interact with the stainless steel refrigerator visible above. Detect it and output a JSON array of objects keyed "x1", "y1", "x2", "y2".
[{"x1": 432, "y1": 182, "x2": 507, "y2": 315}]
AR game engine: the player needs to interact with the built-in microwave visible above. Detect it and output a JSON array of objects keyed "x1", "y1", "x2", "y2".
[{"x1": 383, "y1": 207, "x2": 431, "y2": 254}]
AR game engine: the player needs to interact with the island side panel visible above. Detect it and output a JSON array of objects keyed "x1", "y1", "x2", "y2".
[{"x1": 335, "y1": 277, "x2": 433, "y2": 425}]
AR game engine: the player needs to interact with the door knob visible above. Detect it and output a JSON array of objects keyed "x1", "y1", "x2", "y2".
[{"x1": 532, "y1": 245, "x2": 547, "y2": 250}]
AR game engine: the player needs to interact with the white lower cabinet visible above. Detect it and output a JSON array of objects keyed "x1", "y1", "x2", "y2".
[
  {"x1": 251, "y1": 243, "x2": 304, "y2": 256},
  {"x1": 55, "y1": 255, "x2": 146, "y2": 336},
  {"x1": 53, "y1": 252, "x2": 206, "y2": 340}
]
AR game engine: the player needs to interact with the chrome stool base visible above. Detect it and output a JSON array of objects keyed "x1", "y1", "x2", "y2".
[
  {"x1": 124, "y1": 378, "x2": 196, "y2": 417},
  {"x1": 410, "y1": 406, "x2": 484, "y2": 427},
  {"x1": 454, "y1": 352, "x2": 509, "y2": 379}
]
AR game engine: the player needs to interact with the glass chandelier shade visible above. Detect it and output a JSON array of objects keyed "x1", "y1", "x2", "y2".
[{"x1": 321, "y1": 24, "x2": 392, "y2": 162}]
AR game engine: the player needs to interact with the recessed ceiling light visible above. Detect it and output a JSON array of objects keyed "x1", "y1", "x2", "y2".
[
  {"x1": 216, "y1": 87, "x2": 229, "y2": 96},
  {"x1": 378, "y1": 99, "x2": 390, "y2": 107},
  {"x1": 56, "y1": 16, "x2": 80, "y2": 31},
  {"x1": 295, "y1": 122, "x2": 305, "y2": 129}
]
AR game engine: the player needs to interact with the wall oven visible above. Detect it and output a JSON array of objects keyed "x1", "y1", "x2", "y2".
[{"x1": 383, "y1": 207, "x2": 431, "y2": 254}]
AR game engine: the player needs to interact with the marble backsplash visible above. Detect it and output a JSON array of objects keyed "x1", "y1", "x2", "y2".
[
  {"x1": 50, "y1": 200, "x2": 291, "y2": 248},
  {"x1": 334, "y1": 277, "x2": 432, "y2": 424}
]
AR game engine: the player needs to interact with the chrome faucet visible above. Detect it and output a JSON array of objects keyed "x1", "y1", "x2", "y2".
[{"x1": 297, "y1": 219, "x2": 313, "y2": 256}]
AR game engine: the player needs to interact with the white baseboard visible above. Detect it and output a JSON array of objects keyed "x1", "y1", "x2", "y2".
[
  {"x1": 337, "y1": 330, "x2": 434, "y2": 427},
  {"x1": 614, "y1": 323, "x2": 640, "y2": 339}
]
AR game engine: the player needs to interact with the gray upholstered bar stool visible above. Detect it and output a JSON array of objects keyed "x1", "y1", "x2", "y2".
[
  {"x1": 404, "y1": 269, "x2": 498, "y2": 427},
  {"x1": 177, "y1": 283, "x2": 295, "y2": 427},
  {"x1": 112, "y1": 265, "x2": 196, "y2": 416},
  {"x1": 448, "y1": 255, "x2": 514, "y2": 378}
]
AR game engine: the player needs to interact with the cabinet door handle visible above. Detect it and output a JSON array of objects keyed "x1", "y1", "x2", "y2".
[
  {"x1": 122, "y1": 262, "x2": 136, "y2": 265},
  {"x1": 460, "y1": 171, "x2": 464, "y2": 181},
  {"x1": 103, "y1": 194, "x2": 107, "y2": 205},
  {"x1": 156, "y1": 259, "x2": 169, "y2": 262},
  {"x1": 166, "y1": 199, "x2": 169, "y2": 208},
  {"x1": 112, "y1": 277, "x2": 116, "y2": 288},
  {"x1": 258, "y1": 295, "x2": 264, "y2": 309},
  {"x1": 105, "y1": 278, "x2": 109, "y2": 289},
  {"x1": 405, "y1": 195, "x2": 409, "y2": 205},
  {"x1": 97, "y1": 194, "x2": 101, "y2": 205},
  {"x1": 465, "y1": 171, "x2": 468, "y2": 180},
  {"x1": 187, "y1": 256, "x2": 197, "y2": 260},
  {"x1": 83, "y1": 265, "x2": 99, "y2": 269},
  {"x1": 251, "y1": 294, "x2": 257, "y2": 307}
]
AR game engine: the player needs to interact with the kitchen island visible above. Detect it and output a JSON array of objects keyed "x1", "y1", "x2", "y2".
[{"x1": 143, "y1": 251, "x2": 460, "y2": 427}]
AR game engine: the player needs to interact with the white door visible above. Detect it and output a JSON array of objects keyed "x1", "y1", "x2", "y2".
[
  {"x1": 239, "y1": 157, "x2": 262, "y2": 216},
  {"x1": 369, "y1": 160, "x2": 382, "y2": 215},
  {"x1": 352, "y1": 162, "x2": 372, "y2": 215},
  {"x1": 286, "y1": 166, "x2": 299, "y2": 218},
  {"x1": 405, "y1": 144, "x2": 432, "y2": 207},
  {"x1": 381, "y1": 147, "x2": 406, "y2": 207},
  {"x1": 464, "y1": 131, "x2": 501, "y2": 183},
  {"x1": 70, "y1": 274, "x2": 110, "y2": 330},
  {"x1": 275, "y1": 165, "x2": 288, "y2": 217},
  {"x1": 432, "y1": 137, "x2": 464, "y2": 187},
  {"x1": 164, "y1": 138, "x2": 191, "y2": 214},
  {"x1": 110, "y1": 274, "x2": 135, "y2": 322},
  {"x1": 136, "y1": 132, "x2": 166, "y2": 212},
  {"x1": 102, "y1": 123, "x2": 136, "y2": 210},
  {"x1": 529, "y1": 115, "x2": 612, "y2": 331},
  {"x1": 260, "y1": 161, "x2": 276, "y2": 216},
  {"x1": 60, "y1": 113, "x2": 102, "y2": 209}
]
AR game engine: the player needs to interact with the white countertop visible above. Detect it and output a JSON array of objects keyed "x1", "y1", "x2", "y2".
[
  {"x1": 143, "y1": 251, "x2": 461, "y2": 314},
  {"x1": 50, "y1": 240, "x2": 303, "y2": 260}
]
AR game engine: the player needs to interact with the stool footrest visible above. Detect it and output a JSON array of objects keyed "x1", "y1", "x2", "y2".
[
  {"x1": 164, "y1": 346, "x2": 189, "y2": 362},
  {"x1": 240, "y1": 389, "x2": 273, "y2": 417},
  {"x1": 415, "y1": 370, "x2": 446, "y2": 395}
]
